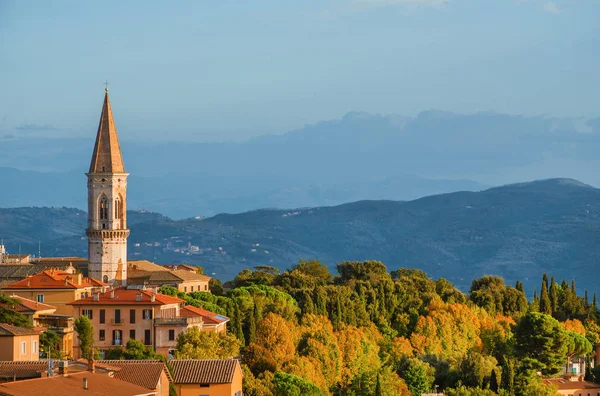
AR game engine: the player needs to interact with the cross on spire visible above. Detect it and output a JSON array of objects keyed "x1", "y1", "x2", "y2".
[{"x1": 104, "y1": 80, "x2": 109, "y2": 92}]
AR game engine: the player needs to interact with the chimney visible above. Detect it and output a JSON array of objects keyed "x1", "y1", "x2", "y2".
[
  {"x1": 77, "y1": 273, "x2": 83, "y2": 285},
  {"x1": 151, "y1": 294, "x2": 156, "y2": 302},
  {"x1": 88, "y1": 357, "x2": 95, "y2": 373},
  {"x1": 83, "y1": 377, "x2": 89, "y2": 390},
  {"x1": 93, "y1": 293, "x2": 99, "y2": 302},
  {"x1": 152, "y1": 286, "x2": 158, "y2": 294},
  {"x1": 136, "y1": 294, "x2": 142, "y2": 302},
  {"x1": 58, "y1": 360, "x2": 69, "y2": 376},
  {"x1": 110, "y1": 290, "x2": 115, "y2": 299}
]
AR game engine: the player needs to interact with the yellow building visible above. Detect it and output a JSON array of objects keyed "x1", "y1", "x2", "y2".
[
  {"x1": 0, "y1": 324, "x2": 41, "y2": 361},
  {"x1": 2, "y1": 270, "x2": 107, "y2": 315},
  {"x1": 128, "y1": 260, "x2": 211, "y2": 293},
  {"x1": 170, "y1": 359, "x2": 243, "y2": 396},
  {"x1": 544, "y1": 377, "x2": 600, "y2": 395}
]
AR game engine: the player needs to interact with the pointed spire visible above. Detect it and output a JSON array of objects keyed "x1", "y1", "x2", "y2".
[{"x1": 89, "y1": 89, "x2": 125, "y2": 173}]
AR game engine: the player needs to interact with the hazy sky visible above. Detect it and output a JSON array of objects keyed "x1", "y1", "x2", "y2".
[{"x1": 0, "y1": 0, "x2": 598, "y2": 141}]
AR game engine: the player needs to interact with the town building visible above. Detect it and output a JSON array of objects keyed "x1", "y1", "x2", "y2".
[
  {"x1": 0, "y1": 361, "x2": 48, "y2": 382},
  {"x1": 180, "y1": 305, "x2": 229, "y2": 333},
  {"x1": 128, "y1": 260, "x2": 211, "y2": 293},
  {"x1": 544, "y1": 377, "x2": 600, "y2": 396},
  {"x1": 0, "y1": 324, "x2": 41, "y2": 361},
  {"x1": 2, "y1": 269, "x2": 107, "y2": 315},
  {"x1": 69, "y1": 287, "x2": 205, "y2": 358},
  {"x1": 170, "y1": 359, "x2": 243, "y2": 396},
  {"x1": 86, "y1": 87, "x2": 130, "y2": 285}
]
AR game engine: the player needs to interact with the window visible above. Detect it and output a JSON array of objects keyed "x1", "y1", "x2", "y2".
[
  {"x1": 36, "y1": 294, "x2": 44, "y2": 303},
  {"x1": 99, "y1": 330, "x2": 105, "y2": 341},
  {"x1": 200, "y1": 384, "x2": 210, "y2": 388},
  {"x1": 103, "y1": 275, "x2": 108, "y2": 283},
  {"x1": 82, "y1": 309, "x2": 93, "y2": 320},
  {"x1": 129, "y1": 330, "x2": 135, "y2": 340},
  {"x1": 204, "y1": 284, "x2": 208, "y2": 291},
  {"x1": 143, "y1": 309, "x2": 153, "y2": 320},
  {"x1": 130, "y1": 309, "x2": 136, "y2": 324},
  {"x1": 99, "y1": 197, "x2": 109, "y2": 220},
  {"x1": 184, "y1": 286, "x2": 187, "y2": 293},
  {"x1": 113, "y1": 330, "x2": 122, "y2": 346},
  {"x1": 144, "y1": 329, "x2": 151, "y2": 345},
  {"x1": 99, "y1": 309, "x2": 105, "y2": 324},
  {"x1": 21, "y1": 342, "x2": 26, "y2": 355},
  {"x1": 190, "y1": 286, "x2": 193, "y2": 292},
  {"x1": 114, "y1": 309, "x2": 121, "y2": 324},
  {"x1": 168, "y1": 329, "x2": 175, "y2": 341},
  {"x1": 32, "y1": 341, "x2": 37, "y2": 354}
]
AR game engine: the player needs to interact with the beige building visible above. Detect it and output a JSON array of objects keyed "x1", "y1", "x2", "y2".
[
  {"x1": 128, "y1": 260, "x2": 211, "y2": 293},
  {"x1": 544, "y1": 377, "x2": 600, "y2": 395},
  {"x1": 2, "y1": 269, "x2": 107, "y2": 315},
  {"x1": 170, "y1": 359, "x2": 243, "y2": 396},
  {"x1": 0, "y1": 324, "x2": 41, "y2": 362},
  {"x1": 69, "y1": 288, "x2": 204, "y2": 358}
]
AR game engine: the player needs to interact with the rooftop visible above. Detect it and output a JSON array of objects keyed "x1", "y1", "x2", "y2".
[
  {"x1": 3, "y1": 269, "x2": 106, "y2": 290},
  {"x1": 69, "y1": 288, "x2": 184, "y2": 306},
  {"x1": 0, "y1": 371, "x2": 155, "y2": 396},
  {"x1": 0, "y1": 361, "x2": 47, "y2": 380},
  {"x1": 0, "y1": 323, "x2": 40, "y2": 337},
  {"x1": 180, "y1": 305, "x2": 229, "y2": 325},
  {"x1": 170, "y1": 359, "x2": 241, "y2": 384},
  {"x1": 0, "y1": 294, "x2": 57, "y2": 313},
  {"x1": 544, "y1": 377, "x2": 600, "y2": 390},
  {"x1": 89, "y1": 90, "x2": 125, "y2": 174},
  {"x1": 96, "y1": 360, "x2": 173, "y2": 389}
]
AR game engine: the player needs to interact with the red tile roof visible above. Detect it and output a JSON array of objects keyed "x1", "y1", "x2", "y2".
[
  {"x1": 97, "y1": 360, "x2": 173, "y2": 389},
  {"x1": 544, "y1": 378, "x2": 600, "y2": 390},
  {"x1": 5, "y1": 294, "x2": 57, "y2": 313},
  {"x1": 180, "y1": 305, "x2": 229, "y2": 324},
  {"x1": 170, "y1": 359, "x2": 240, "y2": 384},
  {"x1": 0, "y1": 361, "x2": 47, "y2": 380},
  {"x1": 3, "y1": 270, "x2": 106, "y2": 290},
  {"x1": 0, "y1": 371, "x2": 154, "y2": 396},
  {"x1": 0, "y1": 323, "x2": 40, "y2": 336},
  {"x1": 69, "y1": 288, "x2": 184, "y2": 306}
]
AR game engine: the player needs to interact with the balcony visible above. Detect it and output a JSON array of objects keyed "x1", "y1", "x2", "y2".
[
  {"x1": 111, "y1": 319, "x2": 124, "y2": 325},
  {"x1": 154, "y1": 316, "x2": 203, "y2": 326}
]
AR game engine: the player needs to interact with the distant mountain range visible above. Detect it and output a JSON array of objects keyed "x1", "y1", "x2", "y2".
[
  {"x1": 3, "y1": 110, "x2": 600, "y2": 218},
  {"x1": 1, "y1": 178, "x2": 599, "y2": 296}
]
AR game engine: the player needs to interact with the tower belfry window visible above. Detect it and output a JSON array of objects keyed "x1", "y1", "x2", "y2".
[
  {"x1": 99, "y1": 197, "x2": 109, "y2": 220},
  {"x1": 115, "y1": 197, "x2": 123, "y2": 220}
]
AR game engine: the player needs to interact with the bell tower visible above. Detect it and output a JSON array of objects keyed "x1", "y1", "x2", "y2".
[{"x1": 86, "y1": 88, "x2": 129, "y2": 285}]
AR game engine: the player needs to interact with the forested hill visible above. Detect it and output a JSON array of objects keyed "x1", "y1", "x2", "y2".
[{"x1": 1, "y1": 178, "x2": 599, "y2": 294}]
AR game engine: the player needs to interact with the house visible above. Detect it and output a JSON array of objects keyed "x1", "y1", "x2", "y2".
[
  {"x1": 0, "y1": 324, "x2": 41, "y2": 361},
  {"x1": 180, "y1": 305, "x2": 229, "y2": 333},
  {"x1": 170, "y1": 359, "x2": 243, "y2": 396},
  {"x1": 544, "y1": 377, "x2": 600, "y2": 396},
  {"x1": 2, "y1": 269, "x2": 108, "y2": 315},
  {"x1": 69, "y1": 359, "x2": 172, "y2": 396},
  {"x1": 69, "y1": 287, "x2": 205, "y2": 358},
  {"x1": 0, "y1": 294, "x2": 74, "y2": 358},
  {"x1": 0, "y1": 370, "x2": 158, "y2": 396},
  {"x1": 127, "y1": 260, "x2": 211, "y2": 293}
]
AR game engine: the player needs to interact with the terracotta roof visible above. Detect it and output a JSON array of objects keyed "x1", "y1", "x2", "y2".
[
  {"x1": 3, "y1": 270, "x2": 105, "y2": 290},
  {"x1": 179, "y1": 306, "x2": 229, "y2": 325},
  {"x1": 128, "y1": 261, "x2": 170, "y2": 272},
  {"x1": 97, "y1": 360, "x2": 173, "y2": 389},
  {"x1": 0, "y1": 371, "x2": 155, "y2": 396},
  {"x1": 0, "y1": 294, "x2": 57, "y2": 313},
  {"x1": 544, "y1": 378, "x2": 600, "y2": 390},
  {"x1": 89, "y1": 90, "x2": 125, "y2": 174},
  {"x1": 69, "y1": 288, "x2": 184, "y2": 306},
  {"x1": 148, "y1": 269, "x2": 210, "y2": 284},
  {"x1": 0, "y1": 323, "x2": 40, "y2": 336},
  {"x1": 170, "y1": 359, "x2": 240, "y2": 384},
  {"x1": 172, "y1": 269, "x2": 211, "y2": 282},
  {"x1": 0, "y1": 361, "x2": 47, "y2": 380}
]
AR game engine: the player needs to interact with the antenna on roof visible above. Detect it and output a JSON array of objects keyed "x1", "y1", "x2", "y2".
[{"x1": 38, "y1": 240, "x2": 41, "y2": 262}]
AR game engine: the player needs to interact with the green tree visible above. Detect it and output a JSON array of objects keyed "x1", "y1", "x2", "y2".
[
  {"x1": 74, "y1": 315, "x2": 95, "y2": 360},
  {"x1": 104, "y1": 339, "x2": 162, "y2": 360},
  {"x1": 175, "y1": 327, "x2": 241, "y2": 359},
  {"x1": 539, "y1": 281, "x2": 552, "y2": 315},
  {"x1": 0, "y1": 295, "x2": 31, "y2": 328},
  {"x1": 549, "y1": 277, "x2": 558, "y2": 314},
  {"x1": 514, "y1": 312, "x2": 569, "y2": 375},
  {"x1": 399, "y1": 358, "x2": 435, "y2": 396},
  {"x1": 273, "y1": 372, "x2": 325, "y2": 396},
  {"x1": 40, "y1": 330, "x2": 61, "y2": 359}
]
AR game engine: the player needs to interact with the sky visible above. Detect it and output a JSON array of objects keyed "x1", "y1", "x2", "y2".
[{"x1": 0, "y1": 0, "x2": 598, "y2": 141}]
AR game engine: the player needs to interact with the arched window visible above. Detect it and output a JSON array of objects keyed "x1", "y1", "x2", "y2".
[
  {"x1": 115, "y1": 196, "x2": 123, "y2": 220},
  {"x1": 99, "y1": 196, "x2": 109, "y2": 220},
  {"x1": 103, "y1": 275, "x2": 108, "y2": 283}
]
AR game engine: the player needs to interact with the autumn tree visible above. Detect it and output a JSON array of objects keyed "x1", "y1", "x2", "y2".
[
  {"x1": 175, "y1": 327, "x2": 240, "y2": 359},
  {"x1": 74, "y1": 315, "x2": 95, "y2": 360}
]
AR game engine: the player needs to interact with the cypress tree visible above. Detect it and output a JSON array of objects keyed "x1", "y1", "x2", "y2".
[
  {"x1": 515, "y1": 280, "x2": 525, "y2": 294},
  {"x1": 585, "y1": 290, "x2": 589, "y2": 308},
  {"x1": 248, "y1": 302, "x2": 259, "y2": 343},
  {"x1": 549, "y1": 277, "x2": 558, "y2": 314},
  {"x1": 594, "y1": 293, "x2": 597, "y2": 310},
  {"x1": 572, "y1": 279, "x2": 577, "y2": 295},
  {"x1": 232, "y1": 302, "x2": 245, "y2": 345},
  {"x1": 542, "y1": 273, "x2": 549, "y2": 290},
  {"x1": 490, "y1": 368, "x2": 500, "y2": 393},
  {"x1": 303, "y1": 290, "x2": 315, "y2": 315},
  {"x1": 539, "y1": 281, "x2": 552, "y2": 315}
]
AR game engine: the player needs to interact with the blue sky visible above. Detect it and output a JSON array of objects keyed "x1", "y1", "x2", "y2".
[{"x1": 0, "y1": 0, "x2": 598, "y2": 141}]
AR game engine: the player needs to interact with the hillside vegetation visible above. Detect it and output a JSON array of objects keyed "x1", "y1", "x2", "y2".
[{"x1": 1, "y1": 178, "x2": 599, "y2": 293}]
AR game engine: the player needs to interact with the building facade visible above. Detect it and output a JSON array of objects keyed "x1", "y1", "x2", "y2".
[
  {"x1": 0, "y1": 324, "x2": 41, "y2": 362},
  {"x1": 86, "y1": 88, "x2": 129, "y2": 285}
]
